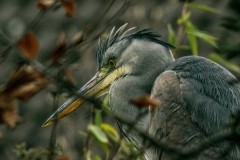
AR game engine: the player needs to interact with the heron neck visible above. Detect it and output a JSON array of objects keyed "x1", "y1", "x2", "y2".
[
  {"x1": 109, "y1": 65, "x2": 169, "y2": 145},
  {"x1": 109, "y1": 46, "x2": 175, "y2": 146},
  {"x1": 109, "y1": 75, "x2": 151, "y2": 144}
]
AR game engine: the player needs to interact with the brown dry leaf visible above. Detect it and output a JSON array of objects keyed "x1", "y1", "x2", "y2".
[
  {"x1": 55, "y1": 156, "x2": 69, "y2": 160},
  {"x1": 5, "y1": 65, "x2": 51, "y2": 101},
  {"x1": 61, "y1": 0, "x2": 77, "y2": 16},
  {"x1": 0, "y1": 65, "x2": 50, "y2": 128},
  {"x1": 51, "y1": 32, "x2": 66, "y2": 61},
  {"x1": 37, "y1": 0, "x2": 55, "y2": 9},
  {"x1": 0, "y1": 93, "x2": 24, "y2": 129},
  {"x1": 17, "y1": 32, "x2": 39, "y2": 59},
  {"x1": 129, "y1": 95, "x2": 159, "y2": 109}
]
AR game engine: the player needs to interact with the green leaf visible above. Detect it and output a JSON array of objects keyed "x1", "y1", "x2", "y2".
[
  {"x1": 78, "y1": 131, "x2": 87, "y2": 137},
  {"x1": 185, "y1": 21, "x2": 218, "y2": 48},
  {"x1": 102, "y1": 95, "x2": 112, "y2": 116},
  {"x1": 88, "y1": 124, "x2": 110, "y2": 156},
  {"x1": 88, "y1": 124, "x2": 108, "y2": 144},
  {"x1": 178, "y1": 45, "x2": 190, "y2": 50},
  {"x1": 101, "y1": 123, "x2": 119, "y2": 142},
  {"x1": 187, "y1": 33, "x2": 198, "y2": 55},
  {"x1": 209, "y1": 53, "x2": 240, "y2": 73},
  {"x1": 102, "y1": 33, "x2": 108, "y2": 38},
  {"x1": 94, "y1": 155, "x2": 102, "y2": 160},
  {"x1": 84, "y1": 150, "x2": 92, "y2": 160},
  {"x1": 103, "y1": 95, "x2": 109, "y2": 107},
  {"x1": 94, "y1": 109, "x2": 102, "y2": 127},
  {"x1": 99, "y1": 143, "x2": 109, "y2": 158},
  {"x1": 187, "y1": 3, "x2": 219, "y2": 14},
  {"x1": 177, "y1": 12, "x2": 191, "y2": 25},
  {"x1": 167, "y1": 24, "x2": 176, "y2": 46},
  {"x1": 186, "y1": 22, "x2": 198, "y2": 55},
  {"x1": 187, "y1": 30, "x2": 218, "y2": 48}
]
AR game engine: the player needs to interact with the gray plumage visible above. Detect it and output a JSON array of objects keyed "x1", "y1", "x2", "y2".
[
  {"x1": 148, "y1": 57, "x2": 240, "y2": 159},
  {"x1": 97, "y1": 25, "x2": 174, "y2": 70},
  {"x1": 96, "y1": 26, "x2": 240, "y2": 159}
]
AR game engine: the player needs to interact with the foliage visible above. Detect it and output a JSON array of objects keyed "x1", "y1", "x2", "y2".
[
  {"x1": 13, "y1": 142, "x2": 63, "y2": 160},
  {"x1": 167, "y1": 1, "x2": 240, "y2": 74},
  {"x1": 168, "y1": 2, "x2": 218, "y2": 56}
]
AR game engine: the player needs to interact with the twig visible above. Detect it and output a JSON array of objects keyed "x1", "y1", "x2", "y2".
[
  {"x1": 108, "y1": 127, "x2": 127, "y2": 160},
  {"x1": 89, "y1": 0, "x2": 137, "y2": 41},
  {"x1": 108, "y1": 141, "x2": 121, "y2": 160},
  {"x1": 26, "y1": 9, "x2": 46, "y2": 32},
  {"x1": 82, "y1": 105, "x2": 94, "y2": 159},
  {"x1": 76, "y1": 0, "x2": 137, "y2": 56},
  {"x1": 0, "y1": 4, "x2": 56, "y2": 63},
  {"x1": 47, "y1": 91, "x2": 59, "y2": 160},
  {"x1": 82, "y1": 0, "x2": 117, "y2": 36},
  {"x1": 106, "y1": 0, "x2": 135, "y2": 25},
  {"x1": 176, "y1": 1, "x2": 188, "y2": 48},
  {"x1": 66, "y1": 0, "x2": 117, "y2": 50}
]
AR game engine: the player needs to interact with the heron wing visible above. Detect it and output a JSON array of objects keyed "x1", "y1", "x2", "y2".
[
  {"x1": 165, "y1": 56, "x2": 240, "y2": 135},
  {"x1": 149, "y1": 56, "x2": 240, "y2": 159}
]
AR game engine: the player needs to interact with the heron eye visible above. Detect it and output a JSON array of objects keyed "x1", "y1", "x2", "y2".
[{"x1": 109, "y1": 60, "x2": 116, "y2": 67}]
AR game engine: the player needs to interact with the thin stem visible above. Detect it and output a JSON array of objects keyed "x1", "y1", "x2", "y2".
[
  {"x1": 47, "y1": 92, "x2": 59, "y2": 160},
  {"x1": 0, "y1": 3, "x2": 56, "y2": 63},
  {"x1": 82, "y1": 105, "x2": 94, "y2": 159},
  {"x1": 83, "y1": 0, "x2": 117, "y2": 35},
  {"x1": 78, "y1": 0, "x2": 136, "y2": 54},
  {"x1": 26, "y1": 9, "x2": 46, "y2": 32},
  {"x1": 176, "y1": 1, "x2": 188, "y2": 48}
]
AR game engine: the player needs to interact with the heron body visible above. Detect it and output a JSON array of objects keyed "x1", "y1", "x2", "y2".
[
  {"x1": 148, "y1": 57, "x2": 240, "y2": 159},
  {"x1": 43, "y1": 25, "x2": 240, "y2": 159}
]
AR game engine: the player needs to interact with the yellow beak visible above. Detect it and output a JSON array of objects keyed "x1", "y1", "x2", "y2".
[{"x1": 42, "y1": 66, "x2": 128, "y2": 127}]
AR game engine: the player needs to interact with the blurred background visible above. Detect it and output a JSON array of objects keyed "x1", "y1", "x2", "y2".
[{"x1": 0, "y1": 0, "x2": 239, "y2": 159}]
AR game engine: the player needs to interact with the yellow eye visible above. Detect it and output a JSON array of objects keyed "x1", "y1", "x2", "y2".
[{"x1": 109, "y1": 60, "x2": 116, "y2": 67}]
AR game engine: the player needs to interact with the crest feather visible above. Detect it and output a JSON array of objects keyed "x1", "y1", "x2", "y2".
[{"x1": 97, "y1": 24, "x2": 175, "y2": 70}]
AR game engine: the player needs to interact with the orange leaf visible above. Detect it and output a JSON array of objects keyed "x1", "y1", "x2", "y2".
[
  {"x1": 129, "y1": 95, "x2": 159, "y2": 109},
  {"x1": 37, "y1": 0, "x2": 55, "y2": 9},
  {"x1": 61, "y1": 0, "x2": 77, "y2": 16},
  {"x1": 17, "y1": 32, "x2": 39, "y2": 59}
]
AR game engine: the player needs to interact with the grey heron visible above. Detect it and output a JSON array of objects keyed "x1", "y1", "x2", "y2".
[{"x1": 43, "y1": 24, "x2": 240, "y2": 159}]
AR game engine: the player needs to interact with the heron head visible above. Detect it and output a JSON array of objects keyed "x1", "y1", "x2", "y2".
[{"x1": 42, "y1": 24, "x2": 174, "y2": 127}]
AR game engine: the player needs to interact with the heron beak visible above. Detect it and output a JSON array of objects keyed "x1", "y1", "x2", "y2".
[{"x1": 42, "y1": 67, "x2": 127, "y2": 127}]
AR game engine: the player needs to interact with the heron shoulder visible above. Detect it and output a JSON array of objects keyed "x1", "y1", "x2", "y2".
[{"x1": 166, "y1": 56, "x2": 240, "y2": 111}]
